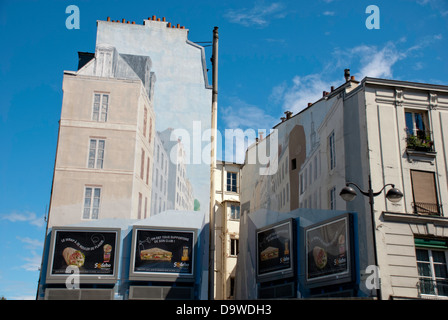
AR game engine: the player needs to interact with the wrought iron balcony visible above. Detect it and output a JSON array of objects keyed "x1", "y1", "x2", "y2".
[
  {"x1": 418, "y1": 279, "x2": 448, "y2": 298},
  {"x1": 412, "y1": 202, "x2": 442, "y2": 216}
]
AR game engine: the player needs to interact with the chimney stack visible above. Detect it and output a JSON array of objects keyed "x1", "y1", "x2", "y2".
[
  {"x1": 344, "y1": 69, "x2": 351, "y2": 82},
  {"x1": 284, "y1": 111, "x2": 292, "y2": 120}
]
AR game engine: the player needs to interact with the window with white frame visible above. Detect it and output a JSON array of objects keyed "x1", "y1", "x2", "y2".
[
  {"x1": 83, "y1": 187, "x2": 101, "y2": 219},
  {"x1": 416, "y1": 245, "x2": 448, "y2": 297},
  {"x1": 329, "y1": 131, "x2": 336, "y2": 170},
  {"x1": 230, "y1": 204, "x2": 240, "y2": 220},
  {"x1": 405, "y1": 110, "x2": 428, "y2": 136},
  {"x1": 88, "y1": 139, "x2": 105, "y2": 169},
  {"x1": 92, "y1": 93, "x2": 109, "y2": 122},
  {"x1": 227, "y1": 172, "x2": 237, "y2": 193}
]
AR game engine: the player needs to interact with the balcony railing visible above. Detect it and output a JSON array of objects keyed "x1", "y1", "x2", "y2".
[
  {"x1": 406, "y1": 130, "x2": 435, "y2": 153},
  {"x1": 418, "y1": 279, "x2": 448, "y2": 297},
  {"x1": 412, "y1": 202, "x2": 442, "y2": 216}
]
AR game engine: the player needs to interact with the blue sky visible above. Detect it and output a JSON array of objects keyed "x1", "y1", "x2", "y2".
[{"x1": 0, "y1": 0, "x2": 447, "y2": 299}]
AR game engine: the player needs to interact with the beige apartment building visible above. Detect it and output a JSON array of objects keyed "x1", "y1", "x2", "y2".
[
  {"x1": 47, "y1": 46, "x2": 156, "y2": 228},
  {"x1": 212, "y1": 160, "x2": 242, "y2": 299}
]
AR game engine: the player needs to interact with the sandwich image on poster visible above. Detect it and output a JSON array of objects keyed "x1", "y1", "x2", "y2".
[
  {"x1": 260, "y1": 246, "x2": 279, "y2": 261},
  {"x1": 50, "y1": 229, "x2": 118, "y2": 276},
  {"x1": 140, "y1": 247, "x2": 173, "y2": 261},
  {"x1": 133, "y1": 228, "x2": 194, "y2": 275},
  {"x1": 257, "y1": 220, "x2": 294, "y2": 278},
  {"x1": 62, "y1": 247, "x2": 85, "y2": 268}
]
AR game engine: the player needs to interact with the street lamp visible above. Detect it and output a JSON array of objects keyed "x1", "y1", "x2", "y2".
[{"x1": 339, "y1": 175, "x2": 403, "y2": 300}]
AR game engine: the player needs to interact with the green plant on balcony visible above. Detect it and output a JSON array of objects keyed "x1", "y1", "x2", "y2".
[{"x1": 406, "y1": 129, "x2": 434, "y2": 152}]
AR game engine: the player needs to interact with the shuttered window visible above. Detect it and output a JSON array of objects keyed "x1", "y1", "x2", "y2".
[{"x1": 410, "y1": 170, "x2": 439, "y2": 215}]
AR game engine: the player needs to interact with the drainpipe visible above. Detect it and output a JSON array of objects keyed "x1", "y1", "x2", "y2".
[{"x1": 209, "y1": 26, "x2": 219, "y2": 300}]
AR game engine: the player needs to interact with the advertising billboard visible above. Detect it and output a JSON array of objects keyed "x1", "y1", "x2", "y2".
[
  {"x1": 46, "y1": 227, "x2": 120, "y2": 283},
  {"x1": 256, "y1": 219, "x2": 295, "y2": 282},
  {"x1": 305, "y1": 213, "x2": 354, "y2": 287},
  {"x1": 129, "y1": 226, "x2": 196, "y2": 281}
]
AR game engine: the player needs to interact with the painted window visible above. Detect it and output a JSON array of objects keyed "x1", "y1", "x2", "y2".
[
  {"x1": 92, "y1": 93, "x2": 109, "y2": 122},
  {"x1": 83, "y1": 187, "x2": 101, "y2": 219},
  {"x1": 88, "y1": 139, "x2": 105, "y2": 169},
  {"x1": 329, "y1": 131, "x2": 336, "y2": 170}
]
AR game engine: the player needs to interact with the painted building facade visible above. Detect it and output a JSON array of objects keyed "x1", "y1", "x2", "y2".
[{"x1": 38, "y1": 16, "x2": 212, "y2": 300}]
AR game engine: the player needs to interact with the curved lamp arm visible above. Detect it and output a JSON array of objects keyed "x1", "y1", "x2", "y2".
[{"x1": 345, "y1": 182, "x2": 396, "y2": 198}]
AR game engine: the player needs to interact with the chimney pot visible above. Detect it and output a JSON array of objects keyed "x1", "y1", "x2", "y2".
[
  {"x1": 167, "y1": 22, "x2": 171, "y2": 27},
  {"x1": 177, "y1": 24, "x2": 180, "y2": 28},
  {"x1": 107, "y1": 17, "x2": 111, "y2": 21},
  {"x1": 308, "y1": 102, "x2": 312, "y2": 107},
  {"x1": 152, "y1": 15, "x2": 156, "y2": 20},
  {"x1": 162, "y1": 17, "x2": 166, "y2": 22},
  {"x1": 351, "y1": 76, "x2": 355, "y2": 81},
  {"x1": 331, "y1": 86, "x2": 335, "y2": 92},
  {"x1": 157, "y1": 18, "x2": 161, "y2": 21},
  {"x1": 132, "y1": 21, "x2": 135, "y2": 24},
  {"x1": 122, "y1": 19, "x2": 126, "y2": 23},
  {"x1": 344, "y1": 68, "x2": 351, "y2": 82}
]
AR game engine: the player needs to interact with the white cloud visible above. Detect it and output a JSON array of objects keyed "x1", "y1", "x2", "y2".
[
  {"x1": 1, "y1": 211, "x2": 45, "y2": 228},
  {"x1": 322, "y1": 11, "x2": 335, "y2": 16},
  {"x1": 224, "y1": 2, "x2": 286, "y2": 27},
  {"x1": 17, "y1": 236, "x2": 44, "y2": 250},
  {"x1": 19, "y1": 252, "x2": 42, "y2": 272},
  {"x1": 221, "y1": 97, "x2": 277, "y2": 130},
  {"x1": 221, "y1": 97, "x2": 277, "y2": 163},
  {"x1": 353, "y1": 43, "x2": 404, "y2": 79},
  {"x1": 278, "y1": 73, "x2": 338, "y2": 114},
  {"x1": 273, "y1": 36, "x2": 443, "y2": 114}
]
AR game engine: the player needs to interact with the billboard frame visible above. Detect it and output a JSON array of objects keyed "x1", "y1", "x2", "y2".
[
  {"x1": 304, "y1": 212, "x2": 356, "y2": 288},
  {"x1": 129, "y1": 225, "x2": 197, "y2": 282},
  {"x1": 256, "y1": 218, "x2": 296, "y2": 283},
  {"x1": 45, "y1": 226, "x2": 121, "y2": 284}
]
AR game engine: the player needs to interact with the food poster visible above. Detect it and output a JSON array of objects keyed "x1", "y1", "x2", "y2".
[
  {"x1": 306, "y1": 216, "x2": 349, "y2": 282},
  {"x1": 134, "y1": 229, "x2": 194, "y2": 275},
  {"x1": 51, "y1": 230, "x2": 117, "y2": 275},
  {"x1": 257, "y1": 221, "x2": 292, "y2": 276}
]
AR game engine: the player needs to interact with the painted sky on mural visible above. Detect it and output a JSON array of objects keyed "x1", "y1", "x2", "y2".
[{"x1": 1, "y1": 0, "x2": 447, "y2": 299}]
